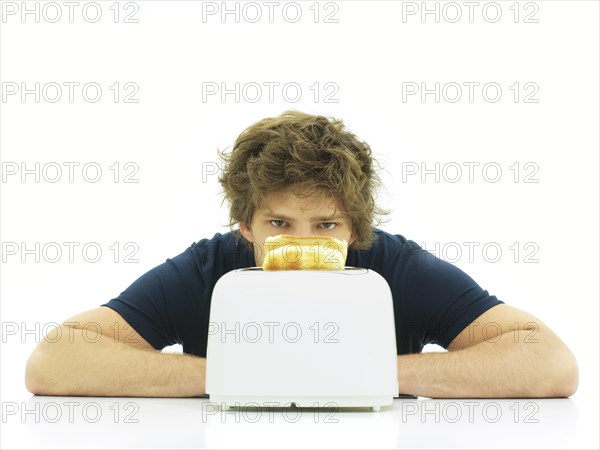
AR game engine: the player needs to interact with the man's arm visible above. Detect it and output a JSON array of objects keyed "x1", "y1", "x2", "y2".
[
  {"x1": 396, "y1": 304, "x2": 579, "y2": 398},
  {"x1": 25, "y1": 306, "x2": 206, "y2": 397}
]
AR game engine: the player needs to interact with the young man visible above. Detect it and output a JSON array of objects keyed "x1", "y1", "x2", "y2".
[{"x1": 25, "y1": 111, "x2": 578, "y2": 398}]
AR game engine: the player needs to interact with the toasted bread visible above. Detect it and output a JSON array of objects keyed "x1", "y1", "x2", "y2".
[{"x1": 262, "y1": 235, "x2": 348, "y2": 271}]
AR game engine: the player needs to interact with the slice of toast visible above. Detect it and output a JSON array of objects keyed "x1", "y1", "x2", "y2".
[{"x1": 262, "y1": 235, "x2": 348, "y2": 271}]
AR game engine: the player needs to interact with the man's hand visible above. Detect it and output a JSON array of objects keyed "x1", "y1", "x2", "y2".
[
  {"x1": 396, "y1": 304, "x2": 579, "y2": 398},
  {"x1": 25, "y1": 306, "x2": 206, "y2": 397}
]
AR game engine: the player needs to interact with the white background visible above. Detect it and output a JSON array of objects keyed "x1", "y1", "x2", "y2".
[{"x1": 1, "y1": 1, "x2": 598, "y2": 448}]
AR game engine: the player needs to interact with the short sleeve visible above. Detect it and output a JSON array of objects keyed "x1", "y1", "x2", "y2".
[
  {"x1": 101, "y1": 232, "x2": 254, "y2": 357},
  {"x1": 102, "y1": 247, "x2": 207, "y2": 352},
  {"x1": 348, "y1": 230, "x2": 504, "y2": 354},
  {"x1": 403, "y1": 249, "x2": 504, "y2": 349}
]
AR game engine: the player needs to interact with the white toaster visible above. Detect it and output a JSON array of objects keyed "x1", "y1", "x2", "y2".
[{"x1": 205, "y1": 267, "x2": 398, "y2": 411}]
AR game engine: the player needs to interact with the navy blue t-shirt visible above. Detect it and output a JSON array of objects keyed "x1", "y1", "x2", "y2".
[{"x1": 102, "y1": 229, "x2": 503, "y2": 357}]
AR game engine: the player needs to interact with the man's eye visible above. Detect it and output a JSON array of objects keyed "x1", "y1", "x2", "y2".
[
  {"x1": 270, "y1": 220, "x2": 287, "y2": 227},
  {"x1": 320, "y1": 223, "x2": 337, "y2": 230}
]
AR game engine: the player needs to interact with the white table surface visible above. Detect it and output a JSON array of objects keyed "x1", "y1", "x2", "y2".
[{"x1": 1, "y1": 394, "x2": 597, "y2": 449}]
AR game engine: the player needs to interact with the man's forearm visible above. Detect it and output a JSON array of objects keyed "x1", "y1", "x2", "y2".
[
  {"x1": 26, "y1": 325, "x2": 206, "y2": 397},
  {"x1": 397, "y1": 329, "x2": 579, "y2": 398}
]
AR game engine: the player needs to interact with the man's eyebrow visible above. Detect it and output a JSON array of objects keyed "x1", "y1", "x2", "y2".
[
  {"x1": 311, "y1": 215, "x2": 345, "y2": 222},
  {"x1": 261, "y1": 210, "x2": 345, "y2": 222},
  {"x1": 261, "y1": 212, "x2": 295, "y2": 221}
]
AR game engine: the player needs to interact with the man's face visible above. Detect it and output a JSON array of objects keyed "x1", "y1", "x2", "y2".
[{"x1": 239, "y1": 189, "x2": 356, "y2": 267}]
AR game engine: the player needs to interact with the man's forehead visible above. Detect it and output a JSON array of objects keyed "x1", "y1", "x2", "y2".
[{"x1": 257, "y1": 190, "x2": 344, "y2": 217}]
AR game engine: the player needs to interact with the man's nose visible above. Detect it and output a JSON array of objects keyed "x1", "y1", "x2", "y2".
[{"x1": 288, "y1": 225, "x2": 313, "y2": 236}]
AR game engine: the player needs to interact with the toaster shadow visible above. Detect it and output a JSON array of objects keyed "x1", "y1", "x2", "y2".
[{"x1": 215, "y1": 404, "x2": 390, "y2": 413}]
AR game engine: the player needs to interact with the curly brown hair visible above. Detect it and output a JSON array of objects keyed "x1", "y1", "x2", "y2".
[{"x1": 218, "y1": 110, "x2": 388, "y2": 250}]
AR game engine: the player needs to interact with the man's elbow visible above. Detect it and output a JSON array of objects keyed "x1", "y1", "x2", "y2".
[
  {"x1": 25, "y1": 350, "x2": 46, "y2": 395},
  {"x1": 556, "y1": 358, "x2": 579, "y2": 397},
  {"x1": 25, "y1": 347, "x2": 57, "y2": 396},
  {"x1": 545, "y1": 347, "x2": 579, "y2": 398}
]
